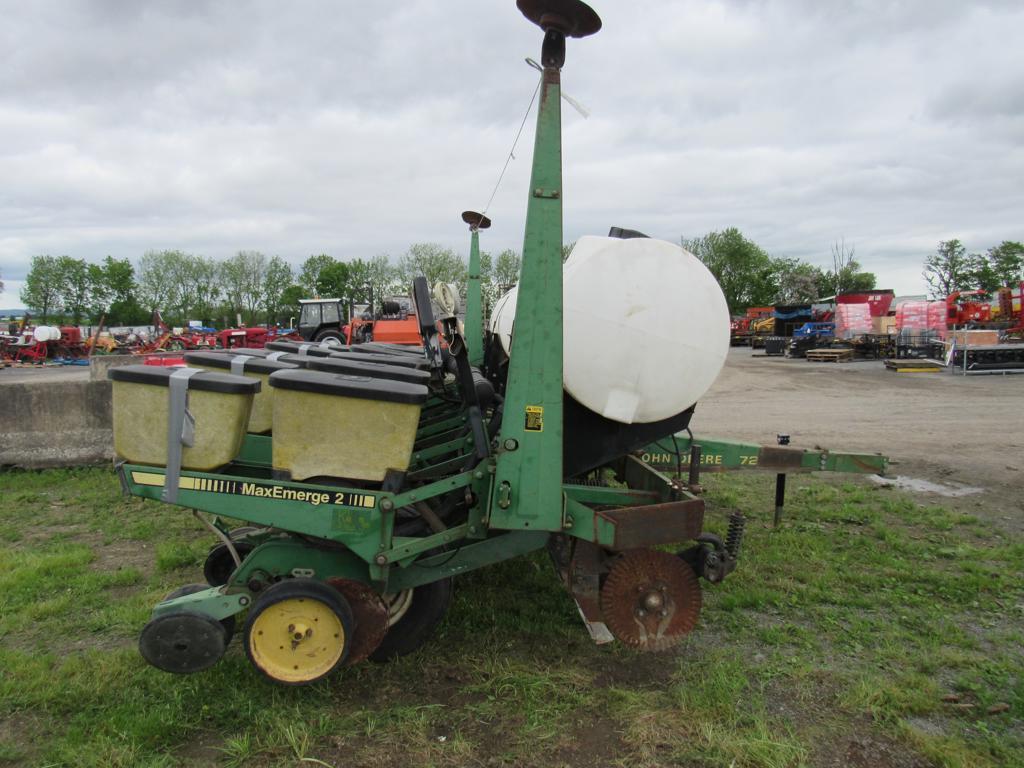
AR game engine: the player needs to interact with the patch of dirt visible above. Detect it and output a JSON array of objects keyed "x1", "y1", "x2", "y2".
[
  {"x1": 173, "y1": 731, "x2": 226, "y2": 767},
  {"x1": 14, "y1": 522, "x2": 87, "y2": 547},
  {"x1": 0, "y1": 530, "x2": 155, "y2": 656},
  {"x1": 817, "y1": 728, "x2": 934, "y2": 768},
  {"x1": 762, "y1": 677, "x2": 936, "y2": 768},
  {"x1": 58, "y1": 635, "x2": 137, "y2": 654},
  {"x1": 0, "y1": 713, "x2": 44, "y2": 766},
  {"x1": 552, "y1": 715, "x2": 628, "y2": 768},
  {"x1": 9, "y1": 523, "x2": 158, "y2": 575},
  {"x1": 81, "y1": 532, "x2": 157, "y2": 574},
  {"x1": 593, "y1": 649, "x2": 674, "y2": 690}
]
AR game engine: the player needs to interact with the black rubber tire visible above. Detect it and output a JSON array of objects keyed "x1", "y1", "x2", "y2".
[
  {"x1": 164, "y1": 582, "x2": 237, "y2": 642},
  {"x1": 369, "y1": 578, "x2": 453, "y2": 663},
  {"x1": 203, "y1": 541, "x2": 256, "y2": 587},
  {"x1": 243, "y1": 578, "x2": 355, "y2": 685},
  {"x1": 314, "y1": 330, "x2": 343, "y2": 346}
]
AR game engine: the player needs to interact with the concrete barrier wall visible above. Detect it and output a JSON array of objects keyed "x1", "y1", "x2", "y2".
[
  {"x1": 0, "y1": 378, "x2": 114, "y2": 468},
  {"x1": 1, "y1": 354, "x2": 190, "y2": 468},
  {"x1": 89, "y1": 353, "x2": 182, "y2": 381}
]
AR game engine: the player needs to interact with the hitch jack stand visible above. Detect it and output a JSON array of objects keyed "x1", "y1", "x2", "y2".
[{"x1": 773, "y1": 472, "x2": 787, "y2": 527}]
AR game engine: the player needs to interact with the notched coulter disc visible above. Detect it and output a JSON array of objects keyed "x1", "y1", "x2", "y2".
[{"x1": 599, "y1": 549, "x2": 702, "y2": 652}]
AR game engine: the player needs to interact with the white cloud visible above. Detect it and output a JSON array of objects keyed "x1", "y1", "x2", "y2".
[
  {"x1": 1, "y1": 0, "x2": 1022, "y2": 305},
  {"x1": 0, "y1": 279, "x2": 26, "y2": 311}
]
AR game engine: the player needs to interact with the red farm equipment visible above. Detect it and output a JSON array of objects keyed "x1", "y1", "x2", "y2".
[
  {"x1": 216, "y1": 327, "x2": 269, "y2": 350},
  {"x1": 1, "y1": 324, "x2": 90, "y2": 364},
  {"x1": 946, "y1": 284, "x2": 1023, "y2": 330}
]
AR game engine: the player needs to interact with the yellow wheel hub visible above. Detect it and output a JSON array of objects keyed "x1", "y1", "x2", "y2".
[{"x1": 248, "y1": 596, "x2": 346, "y2": 684}]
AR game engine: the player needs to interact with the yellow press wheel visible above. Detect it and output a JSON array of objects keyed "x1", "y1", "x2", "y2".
[{"x1": 243, "y1": 579, "x2": 354, "y2": 685}]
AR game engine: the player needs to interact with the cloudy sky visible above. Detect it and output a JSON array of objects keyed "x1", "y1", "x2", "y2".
[{"x1": 2, "y1": 0, "x2": 1022, "y2": 308}]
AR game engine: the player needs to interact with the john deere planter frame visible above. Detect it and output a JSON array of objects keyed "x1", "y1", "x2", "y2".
[{"x1": 119, "y1": 0, "x2": 886, "y2": 684}]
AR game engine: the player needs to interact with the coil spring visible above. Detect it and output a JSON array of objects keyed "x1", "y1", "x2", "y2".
[{"x1": 725, "y1": 511, "x2": 745, "y2": 559}]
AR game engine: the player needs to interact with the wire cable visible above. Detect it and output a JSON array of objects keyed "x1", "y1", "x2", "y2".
[{"x1": 479, "y1": 74, "x2": 542, "y2": 217}]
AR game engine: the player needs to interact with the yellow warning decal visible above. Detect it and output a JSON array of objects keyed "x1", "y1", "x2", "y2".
[
  {"x1": 130, "y1": 471, "x2": 376, "y2": 508},
  {"x1": 525, "y1": 405, "x2": 544, "y2": 432}
]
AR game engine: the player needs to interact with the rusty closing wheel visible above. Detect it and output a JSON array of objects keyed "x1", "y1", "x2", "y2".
[
  {"x1": 326, "y1": 578, "x2": 389, "y2": 665},
  {"x1": 600, "y1": 549, "x2": 702, "y2": 652}
]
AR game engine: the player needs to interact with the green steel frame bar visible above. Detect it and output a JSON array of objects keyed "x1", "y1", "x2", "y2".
[
  {"x1": 465, "y1": 225, "x2": 484, "y2": 366},
  {"x1": 119, "y1": 462, "x2": 491, "y2": 567},
  {"x1": 637, "y1": 435, "x2": 888, "y2": 475},
  {"x1": 490, "y1": 60, "x2": 565, "y2": 531}
]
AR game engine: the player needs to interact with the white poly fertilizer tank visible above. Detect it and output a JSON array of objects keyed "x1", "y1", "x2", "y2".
[
  {"x1": 489, "y1": 287, "x2": 518, "y2": 355},
  {"x1": 32, "y1": 326, "x2": 62, "y2": 343},
  {"x1": 489, "y1": 235, "x2": 730, "y2": 423}
]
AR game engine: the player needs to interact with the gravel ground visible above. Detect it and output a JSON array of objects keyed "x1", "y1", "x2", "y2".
[
  {"x1": 695, "y1": 347, "x2": 1024, "y2": 531},
  {"x1": 0, "y1": 364, "x2": 90, "y2": 384}
]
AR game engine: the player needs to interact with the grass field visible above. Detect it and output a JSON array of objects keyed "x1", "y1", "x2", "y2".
[{"x1": 0, "y1": 467, "x2": 1021, "y2": 768}]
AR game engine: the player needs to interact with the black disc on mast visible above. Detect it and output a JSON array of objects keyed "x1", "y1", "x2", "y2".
[
  {"x1": 516, "y1": 0, "x2": 602, "y2": 37},
  {"x1": 517, "y1": 0, "x2": 601, "y2": 69},
  {"x1": 462, "y1": 210, "x2": 492, "y2": 230}
]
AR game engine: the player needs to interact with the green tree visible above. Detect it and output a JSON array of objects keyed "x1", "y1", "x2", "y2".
[
  {"x1": 346, "y1": 258, "x2": 373, "y2": 306},
  {"x1": 139, "y1": 250, "x2": 222, "y2": 325},
  {"x1": 220, "y1": 251, "x2": 269, "y2": 325},
  {"x1": 20, "y1": 255, "x2": 63, "y2": 322},
  {"x1": 279, "y1": 285, "x2": 305, "y2": 327},
  {"x1": 54, "y1": 256, "x2": 90, "y2": 324},
  {"x1": 238, "y1": 250, "x2": 269, "y2": 320},
  {"x1": 493, "y1": 249, "x2": 521, "y2": 290},
  {"x1": 683, "y1": 228, "x2": 776, "y2": 312},
  {"x1": 100, "y1": 256, "x2": 148, "y2": 325},
  {"x1": 479, "y1": 248, "x2": 522, "y2": 312},
  {"x1": 315, "y1": 260, "x2": 352, "y2": 300},
  {"x1": 263, "y1": 256, "x2": 294, "y2": 324},
  {"x1": 138, "y1": 250, "x2": 183, "y2": 318},
  {"x1": 85, "y1": 262, "x2": 109, "y2": 321},
  {"x1": 771, "y1": 258, "x2": 825, "y2": 304},
  {"x1": 367, "y1": 254, "x2": 400, "y2": 301},
  {"x1": 821, "y1": 240, "x2": 876, "y2": 296},
  {"x1": 300, "y1": 254, "x2": 335, "y2": 296},
  {"x1": 842, "y1": 271, "x2": 877, "y2": 293},
  {"x1": 396, "y1": 243, "x2": 467, "y2": 289},
  {"x1": 981, "y1": 241, "x2": 1023, "y2": 288},
  {"x1": 187, "y1": 256, "x2": 220, "y2": 325},
  {"x1": 923, "y1": 239, "x2": 974, "y2": 298},
  {"x1": 476, "y1": 250, "x2": 494, "y2": 310}
]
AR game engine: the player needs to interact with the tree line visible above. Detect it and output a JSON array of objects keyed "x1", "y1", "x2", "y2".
[
  {"x1": 691, "y1": 231, "x2": 1024, "y2": 312},
  {"x1": 23, "y1": 231, "x2": 1017, "y2": 327},
  {"x1": 17, "y1": 244, "x2": 523, "y2": 328},
  {"x1": 683, "y1": 228, "x2": 876, "y2": 313},
  {"x1": 922, "y1": 240, "x2": 1023, "y2": 298},
  {"x1": 17, "y1": 229, "x2": 871, "y2": 325}
]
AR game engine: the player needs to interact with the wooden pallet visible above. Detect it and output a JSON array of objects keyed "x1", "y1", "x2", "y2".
[
  {"x1": 806, "y1": 348, "x2": 854, "y2": 363},
  {"x1": 884, "y1": 358, "x2": 944, "y2": 373}
]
